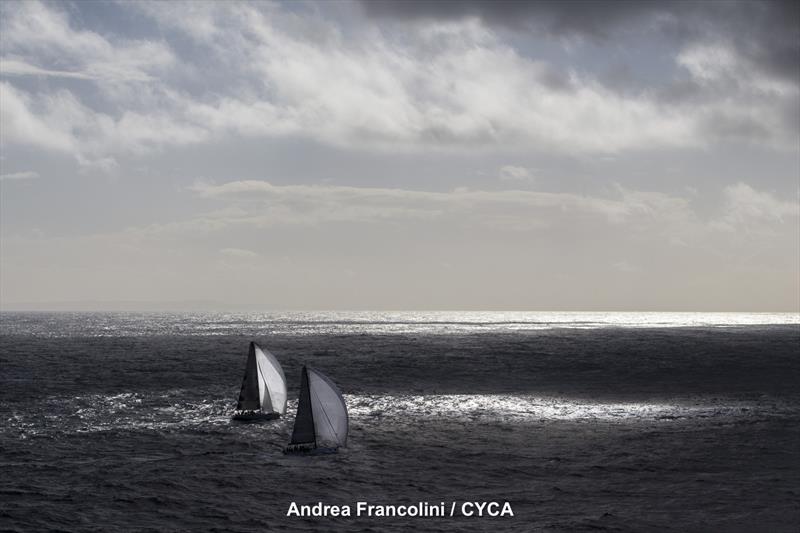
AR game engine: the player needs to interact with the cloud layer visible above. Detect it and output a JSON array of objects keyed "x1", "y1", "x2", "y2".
[
  {"x1": 1, "y1": 1, "x2": 798, "y2": 172},
  {"x1": 3, "y1": 178, "x2": 796, "y2": 309}
]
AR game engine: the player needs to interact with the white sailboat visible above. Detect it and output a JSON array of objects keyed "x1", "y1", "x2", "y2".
[
  {"x1": 284, "y1": 366, "x2": 348, "y2": 454},
  {"x1": 232, "y1": 342, "x2": 287, "y2": 422}
]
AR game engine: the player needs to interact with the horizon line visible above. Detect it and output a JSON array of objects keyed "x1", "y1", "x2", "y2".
[{"x1": 1, "y1": 304, "x2": 799, "y2": 314}]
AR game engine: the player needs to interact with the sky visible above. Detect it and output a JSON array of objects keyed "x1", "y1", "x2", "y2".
[{"x1": 0, "y1": 0, "x2": 798, "y2": 311}]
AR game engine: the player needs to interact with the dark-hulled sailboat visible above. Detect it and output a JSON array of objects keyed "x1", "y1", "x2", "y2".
[
  {"x1": 284, "y1": 366, "x2": 348, "y2": 454},
  {"x1": 232, "y1": 342, "x2": 287, "y2": 422}
]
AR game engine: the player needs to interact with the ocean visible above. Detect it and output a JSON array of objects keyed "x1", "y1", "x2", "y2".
[{"x1": 1, "y1": 312, "x2": 799, "y2": 532}]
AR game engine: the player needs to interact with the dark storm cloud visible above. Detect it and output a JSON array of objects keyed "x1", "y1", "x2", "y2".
[
  {"x1": 361, "y1": 0, "x2": 800, "y2": 84},
  {"x1": 361, "y1": 0, "x2": 669, "y2": 37}
]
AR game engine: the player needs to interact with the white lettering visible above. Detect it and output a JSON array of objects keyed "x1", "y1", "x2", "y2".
[
  {"x1": 460, "y1": 501, "x2": 513, "y2": 517},
  {"x1": 289, "y1": 501, "x2": 510, "y2": 519},
  {"x1": 286, "y1": 502, "x2": 351, "y2": 517}
]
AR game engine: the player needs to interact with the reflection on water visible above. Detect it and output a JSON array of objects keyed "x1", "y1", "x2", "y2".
[
  {"x1": 350, "y1": 394, "x2": 790, "y2": 423},
  {"x1": 4, "y1": 391, "x2": 794, "y2": 438},
  {"x1": 1, "y1": 310, "x2": 798, "y2": 337}
]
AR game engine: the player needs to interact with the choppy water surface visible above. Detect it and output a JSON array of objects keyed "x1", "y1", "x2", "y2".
[{"x1": 1, "y1": 312, "x2": 799, "y2": 531}]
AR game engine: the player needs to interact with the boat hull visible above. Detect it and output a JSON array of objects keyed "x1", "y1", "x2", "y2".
[
  {"x1": 283, "y1": 443, "x2": 339, "y2": 455},
  {"x1": 231, "y1": 411, "x2": 280, "y2": 422}
]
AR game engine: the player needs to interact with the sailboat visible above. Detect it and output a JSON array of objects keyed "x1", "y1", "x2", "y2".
[
  {"x1": 284, "y1": 366, "x2": 348, "y2": 454},
  {"x1": 232, "y1": 341, "x2": 287, "y2": 422}
]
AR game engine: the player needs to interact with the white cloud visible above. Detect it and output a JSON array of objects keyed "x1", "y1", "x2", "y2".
[
  {"x1": 715, "y1": 182, "x2": 800, "y2": 233},
  {"x1": 678, "y1": 42, "x2": 797, "y2": 96},
  {"x1": 175, "y1": 8, "x2": 697, "y2": 153},
  {"x1": 0, "y1": 170, "x2": 39, "y2": 180},
  {"x1": 0, "y1": 81, "x2": 208, "y2": 168},
  {"x1": 725, "y1": 182, "x2": 799, "y2": 219},
  {"x1": 184, "y1": 179, "x2": 693, "y2": 231},
  {"x1": 0, "y1": 83, "x2": 75, "y2": 152},
  {"x1": 135, "y1": 3, "x2": 794, "y2": 152},
  {"x1": 498, "y1": 165, "x2": 535, "y2": 182},
  {"x1": 0, "y1": 58, "x2": 92, "y2": 79},
  {"x1": 675, "y1": 41, "x2": 799, "y2": 148},
  {"x1": 0, "y1": 2, "x2": 174, "y2": 83},
  {"x1": 678, "y1": 43, "x2": 740, "y2": 84},
  {"x1": 181, "y1": 180, "x2": 799, "y2": 260},
  {"x1": 613, "y1": 260, "x2": 641, "y2": 273},
  {"x1": 0, "y1": 2, "x2": 194, "y2": 168},
  {"x1": 3, "y1": 1, "x2": 794, "y2": 172},
  {"x1": 220, "y1": 247, "x2": 260, "y2": 258}
]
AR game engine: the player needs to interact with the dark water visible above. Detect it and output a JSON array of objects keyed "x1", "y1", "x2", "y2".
[{"x1": 1, "y1": 312, "x2": 799, "y2": 532}]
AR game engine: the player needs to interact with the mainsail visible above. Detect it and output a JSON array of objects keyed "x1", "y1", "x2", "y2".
[
  {"x1": 289, "y1": 366, "x2": 316, "y2": 445},
  {"x1": 288, "y1": 366, "x2": 348, "y2": 450},
  {"x1": 236, "y1": 342, "x2": 287, "y2": 415}
]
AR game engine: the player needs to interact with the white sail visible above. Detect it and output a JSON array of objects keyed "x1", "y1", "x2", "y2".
[
  {"x1": 307, "y1": 368, "x2": 348, "y2": 448},
  {"x1": 254, "y1": 343, "x2": 287, "y2": 415}
]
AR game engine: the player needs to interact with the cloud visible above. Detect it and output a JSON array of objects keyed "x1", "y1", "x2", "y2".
[
  {"x1": 0, "y1": 81, "x2": 208, "y2": 168},
  {"x1": 722, "y1": 182, "x2": 800, "y2": 222},
  {"x1": 360, "y1": 1, "x2": 799, "y2": 84},
  {"x1": 3, "y1": 179, "x2": 795, "y2": 310},
  {"x1": 184, "y1": 180, "x2": 798, "y2": 254},
  {"x1": 613, "y1": 260, "x2": 641, "y2": 273},
  {"x1": 0, "y1": 58, "x2": 93, "y2": 79},
  {"x1": 0, "y1": 1, "x2": 174, "y2": 83},
  {"x1": 156, "y1": 8, "x2": 698, "y2": 153},
  {"x1": 498, "y1": 165, "x2": 535, "y2": 182},
  {"x1": 185, "y1": 179, "x2": 694, "y2": 231},
  {"x1": 0, "y1": 2, "x2": 194, "y2": 168},
  {"x1": 673, "y1": 40, "x2": 799, "y2": 143},
  {"x1": 0, "y1": 170, "x2": 39, "y2": 180},
  {"x1": 0, "y1": 0, "x2": 797, "y2": 173},
  {"x1": 360, "y1": 0, "x2": 669, "y2": 37},
  {"x1": 219, "y1": 247, "x2": 260, "y2": 258},
  {"x1": 0, "y1": 82, "x2": 76, "y2": 152},
  {"x1": 361, "y1": 0, "x2": 799, "y2": 147}
]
